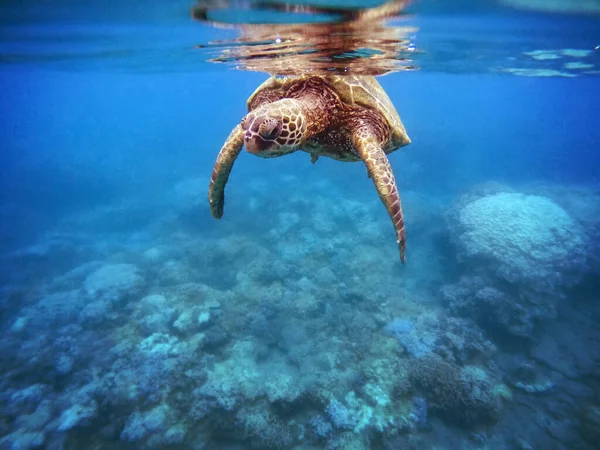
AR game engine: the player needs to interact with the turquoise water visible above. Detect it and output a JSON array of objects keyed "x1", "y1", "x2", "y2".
[{"x1": 1, "y1": 1, "x2": 600, "y2": 449}]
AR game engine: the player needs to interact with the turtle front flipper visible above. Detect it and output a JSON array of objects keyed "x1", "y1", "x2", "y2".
[
  {"x1": 208, "y1": 124, "x2": 245, "y2": 219},
  {"x1": 352, "y1": 132, "x2": 406, "y2": 263}
]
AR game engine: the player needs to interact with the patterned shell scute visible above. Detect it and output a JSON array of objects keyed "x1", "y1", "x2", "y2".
[
  {"x1": 246, "y1": 76, "x2": 296, "y2": 110},
  {"x1": 246, "y1": 75, "x2": 410, "y2": 148},
  {"x1": 327, "y1": 75, "x2": 409, "y2": 147}
]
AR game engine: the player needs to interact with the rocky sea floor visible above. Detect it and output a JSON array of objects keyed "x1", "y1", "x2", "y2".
[{"x1": 0, "y1": 173, "x2": 599, "y2": 449}]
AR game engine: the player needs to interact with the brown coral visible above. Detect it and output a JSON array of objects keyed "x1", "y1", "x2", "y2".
[{"x1": 408, "y1": 356, "x2": 501, "y2": 426}]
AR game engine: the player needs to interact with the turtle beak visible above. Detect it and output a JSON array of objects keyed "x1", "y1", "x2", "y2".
[
  {"x1": 244, "y1": 133, "x2": 271, "y2": 155},
  {"x1": 241, "y1": 114, "x2": 267, "y2": 155}
]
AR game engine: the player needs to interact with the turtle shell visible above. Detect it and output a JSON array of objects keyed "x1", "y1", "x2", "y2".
[
  {"x1": 327, "y1": 75, "x2": 410, "y2": 148},
  {"x1": 246, "y1": 76, "x2": 297, "y2": 110},
  {"x1": 246, "y1": 75, "x2": 411, "y2": 148}
]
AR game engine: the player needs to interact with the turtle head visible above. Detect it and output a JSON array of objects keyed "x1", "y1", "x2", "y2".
[{"x1": 241, "y1": 99, "x2": 307, "y2": 158}]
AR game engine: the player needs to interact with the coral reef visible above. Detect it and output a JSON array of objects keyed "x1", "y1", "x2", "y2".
[
  {"x1": 408, "y1": 355, "x2": 505, "y2": 426},
  {"x1": 0, "y1": 176, "x2": 598, "y2": 449},
  {"x1": 456, "y1": 192, "x2": 586, "y2": 292},
  {"x1": 444, "y1": 188, "x2": 591, "y2": 337},
  {"x1": 385, "y1": 312, "x2": 496, "y2": 363}
]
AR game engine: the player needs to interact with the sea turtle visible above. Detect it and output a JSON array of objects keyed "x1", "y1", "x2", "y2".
[{"x1": 208, "y1": 75, "x2": 411, "y2": 262}]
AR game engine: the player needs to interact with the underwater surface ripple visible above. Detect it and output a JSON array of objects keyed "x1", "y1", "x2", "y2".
[{"x1": 1, "y1": 1, "x2": 600, "y2": 449}]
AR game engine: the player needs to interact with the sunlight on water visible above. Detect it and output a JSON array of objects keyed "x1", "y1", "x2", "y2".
[
  {"x1": 193, "y1": 0, "x2": 418, "y2": 75},
  {"x1": 0, "y1": 0, "x2": 598, "y2": 76}
]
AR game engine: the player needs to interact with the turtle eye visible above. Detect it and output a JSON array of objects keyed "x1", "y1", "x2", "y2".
[
  {"x1": 259, "y1": 120, "x2": 281, "y2": 140},
  {"x1": 265, "y1": 124, "x2": 281, "y2": 140}
]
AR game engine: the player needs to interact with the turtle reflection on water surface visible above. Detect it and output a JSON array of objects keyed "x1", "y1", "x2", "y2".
[{"x1": 208, "y1": 74, "x2": 411, "y2": 262}]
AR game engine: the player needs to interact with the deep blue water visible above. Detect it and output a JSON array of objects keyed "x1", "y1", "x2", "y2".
[
  {"x1": 1, "y1": 1, "x2": 600, "y2": 449},
  {"x1": 3, "y1": 71, "x2": 599, "y2": 245}
]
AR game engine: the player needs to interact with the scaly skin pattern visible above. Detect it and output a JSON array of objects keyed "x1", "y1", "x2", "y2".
[
  {"x1": 352, "y1": 129, "x2": 406, "y2": 263},
  {"x1": 242, "y1": 99, "x2": 307, "y2": 154},
  {"x1": 208, "y1": 124, "x2": 244, "y2": 218}
]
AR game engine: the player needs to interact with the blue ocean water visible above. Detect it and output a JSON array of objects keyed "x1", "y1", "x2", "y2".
[{"x1": 1, "y1": 1, "x2": 600, "y2": 449}]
